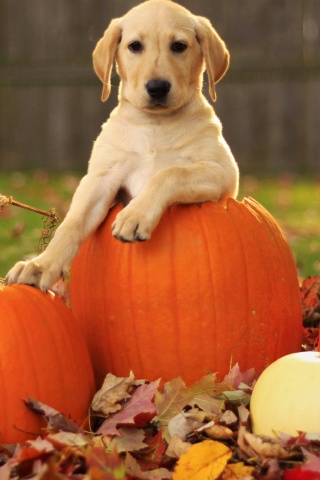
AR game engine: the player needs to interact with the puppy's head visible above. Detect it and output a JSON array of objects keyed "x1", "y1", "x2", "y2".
[{"x1": 93, "y1": 0, "x2": 229, "y2": 113}]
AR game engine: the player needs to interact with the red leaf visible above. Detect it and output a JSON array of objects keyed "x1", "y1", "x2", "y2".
[
  {"x1": 223, "y1": 363, "x2": 257, "y2": 389},
  {"x1": 16, "y1": 438, "x2": 54, "y2": 463},
  {"x1": 86, "y1": 447, "x2": 127, "y2": 479},
  {"x1": 302, "y1": 327, "x2": 319, "y2": 350},
  {"x1": 97, "y1": 380, "x2": 160, "y2": 436},
  {"x1": 135, "y1": 432, "x2": 167, "y2": 470},
  {"x1": 300, "y1": 275, "x2": 320, "y2": 328},
  {"x1": 125, "y1": 453, "x2": 171, "y2": 479},
  {"x1": 284, "y1": 468, "x2": 320, "y2": 480}
]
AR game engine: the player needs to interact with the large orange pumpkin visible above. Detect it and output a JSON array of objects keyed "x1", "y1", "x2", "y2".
[
  {"x1": 70, "y1": 198, "x2": 302, "y2": 387},
  {"x1": 0, "y1": 284, "x2": 95, "y2": 443}
]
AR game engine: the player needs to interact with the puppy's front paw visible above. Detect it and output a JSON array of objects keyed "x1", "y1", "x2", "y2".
[
  {"x1": 5, "y1": 258, "x2": 66, "y2": 292},
  {"x1": 5, "y1": 261, "x2": 30, "y2": 285},
  {"x1": 112, "y1": 205, "x2": 156, "y2": 242}
]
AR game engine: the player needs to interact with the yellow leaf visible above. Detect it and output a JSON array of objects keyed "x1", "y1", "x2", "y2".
[
  {"x1": 222, "y1": 462, "x2": 255, "y2": 479},
  {"x1": 172, "y1": 439, "x2": 232, "y2": 480}
]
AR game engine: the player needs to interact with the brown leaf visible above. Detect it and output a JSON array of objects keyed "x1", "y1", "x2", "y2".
[
  {"x1": 190, "y1": 393, "x2": 223, "y2": 418},
  {"x1": 220, "y1": 410, "x2": 238, "y2": 427},
  {"x1": 166, "y1": 434, "x2": 192, "y2": 459},
  {"x1": 155, "y1": 377, "x2": 189, "y2": 429},
  {"x1": 125, "y1": 452, "x2": 172, "y2": 479},
  {"x1": 46, "y1": 431, "x2": 88, "y2": 449},
  {"x1": 168, "y1": 408, "x2": 206, "y2": 440},
  {"x1": 86, "y1": 446, "x2": 127, "y2": 480},
  {"x1": 240, "y1": 430, "x2": 289, "y2": 459},
  {"x1": 197, "y1": 421, "x2": 234, "y2": 440},
  {"x1": 91, "y1": 371, "x2": 136, "y2": 416},
  {"x1": 91, "y1": 435, "x2": 112, "y2": 450},
  {"x1": 222, "y1": 462, "x2": 255, "y2": 479},
  {"x1": 97, "y1": 380, "x2": 160, "y2": 436},
  {"x1": 108, "y1": 427, "x2": 147, "y2": 453},
  {"x1": 25, "y1": 397, "x2": 81, "y2": 433},
  {"x1": 155, "y1": 374, "x2": 225, "y2": 441}
]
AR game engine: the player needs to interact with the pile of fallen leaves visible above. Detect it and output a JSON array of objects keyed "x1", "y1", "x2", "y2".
[
  {"x1": 1, "y1": 365, "x2": 320, "y2": 480},
  {"x1": 0, "y1": 275, "x2": 319, "y2": 480}
]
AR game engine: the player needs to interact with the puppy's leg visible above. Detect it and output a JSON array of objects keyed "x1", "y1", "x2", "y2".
[
  {"x1": 112, "y1": 161, "x2": 238, "y2": 242},
  {"x1": 6, "y1": 172, "x2": 119, "y2": 291}
]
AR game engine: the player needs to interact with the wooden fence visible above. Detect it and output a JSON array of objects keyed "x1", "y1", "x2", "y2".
[{"x1": 1, "y1": 0, "x2": 320, "y2": 174}]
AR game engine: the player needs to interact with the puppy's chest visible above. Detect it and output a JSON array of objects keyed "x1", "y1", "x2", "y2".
[
  {"x1": 133, "y1": 128, "x2": 183, "y2": 158},
  {"x1": 124, "y1": 125, "x2": 191, "y2": 163},
  {"x1": 123, "y1": 145, "x2": 190, "y2": 197}
]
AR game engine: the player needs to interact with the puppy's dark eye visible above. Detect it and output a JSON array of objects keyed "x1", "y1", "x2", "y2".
[
  {"x1": 171, "y1": 41, "x2": 187, "y2": 53},
  {"x1": 128, "y1": 41, "x2": 143, "y2": 53}
]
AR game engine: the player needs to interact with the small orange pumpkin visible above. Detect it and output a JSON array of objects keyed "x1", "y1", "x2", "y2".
[
  {"x1": 70, "y1": 198, "x2": 302, "y2": 387},
  {"x1": 0, "y1": 284, "x2": 95, "y2": 443}
]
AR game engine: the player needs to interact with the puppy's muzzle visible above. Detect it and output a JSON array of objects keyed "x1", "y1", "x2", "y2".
[{"x1": 146, "y1": 79, "x2": 171, "y2": 100}]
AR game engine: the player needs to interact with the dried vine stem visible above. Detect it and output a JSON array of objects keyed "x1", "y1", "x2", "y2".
[
  {"x1": 0, "y1": 194, "x2": 59, "y2": 221},
  {"x1": 0, "y1": 194, "x2": 61, "y2": 280}
]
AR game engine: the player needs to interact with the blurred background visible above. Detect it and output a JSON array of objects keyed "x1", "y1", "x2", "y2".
[{"x1": 0, "y1": 0, "x2": 319, "y2": 278}]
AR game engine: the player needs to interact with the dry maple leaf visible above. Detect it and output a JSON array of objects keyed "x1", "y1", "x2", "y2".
[
  {"x1": 197, "y1": 421, "x2": 234, "y2": 440},
  {"x1": 86, "y1": 446, "x2": 127, "y2": 480},
  {"x1": 172, "y1": 439, "x2": 232, "y2": 480},
  {"x1": 155, "y1": 377, "x2": 189, "y2": 425},
  {"x1": 168, "y1": 408, "x2": 206, "y2": 439},
  {"x1": 125, "y1": 452, "x2": 172, "y2": 479},
  {"x1": 220, "y1": 410, "x2": 238, "y2": 427},
  {"x1": 166, "y1": 434, "x2": 192, "y2": 459},
  {"x1": 46, "y1": 431, "x2": 88, "y2": 449},
  {"x1": 188, "y1": 373, "x2": 226, "y2": 397},
  {"x1": 155, "y1": 374, "x2": 225, "y2": 441},
  {"x1": 240, "y1": 430, "x2": 289, "y2": 460},
  {"x1": 222, "y1": 462, "x2": 255, "y2": 480},
  {"x1": 135, "y1": 431, "x2": 168, "y2": 471},
  {"x1": 188, "y1": 374, "x2": 225, "y2": 416},
  {"x1": 223, "y1": 363, "x2": 257, "y2": 390},
  {"x1": 108, "y1": 427, "x2": 147, "y2": 453},
  {"x1": 91, "y1": 371, "x2": 136, "y2": 416},
  {"x1": 97, "y1": 379, "x2": 160, "y2": 436},
  {"x1": 25, "y1": 397, "x2": 81, "y2": 433}
]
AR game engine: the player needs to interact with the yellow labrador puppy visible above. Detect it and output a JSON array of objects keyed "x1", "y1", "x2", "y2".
[{"x1": 6, "y1": 0, "x2": 239, "y2": 291}]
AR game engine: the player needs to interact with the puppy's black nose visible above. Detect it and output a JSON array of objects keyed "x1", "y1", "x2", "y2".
[{"x1": 146, "y1": 80, "x2": 171, "y2": 99}]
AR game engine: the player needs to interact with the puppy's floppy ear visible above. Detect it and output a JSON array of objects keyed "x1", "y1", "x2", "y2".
[
  {"x1": 195, "y1": 17, "x2": 230, "y2": 102},
  {"x1": 93, "y1": 18, "x2": 122, "y2": 102}
]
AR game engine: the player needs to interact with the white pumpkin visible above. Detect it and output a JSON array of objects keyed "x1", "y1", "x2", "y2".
[{"x1": 250, "y1": 351, "x2": 320, "y2": 437}]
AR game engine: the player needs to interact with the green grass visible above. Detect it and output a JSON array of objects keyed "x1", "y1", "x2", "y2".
[
  {"x1": 0, "y1": 171, "x2": 319, "y2": 281},
  {"x1": 238, "y1": 175, "x2": 320, "y2": 279},
  {"x1": 0, "y1": 171, "x2": 81, "y2": 279}
]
